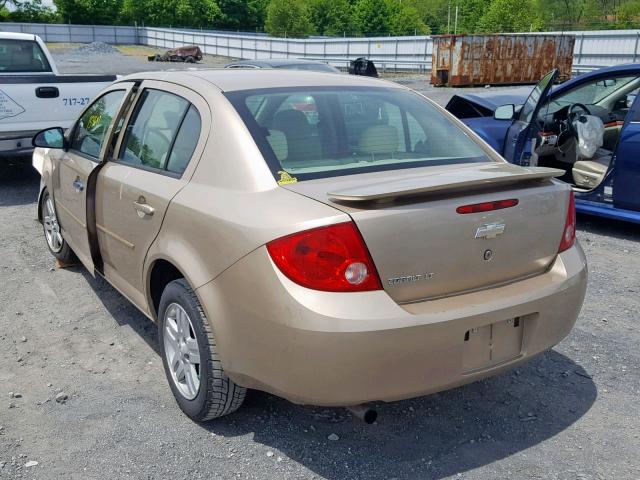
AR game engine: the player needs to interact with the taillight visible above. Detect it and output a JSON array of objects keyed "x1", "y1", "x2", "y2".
[
  {"x1": 266, "y1": 222, "x2": 382, "y2": 292},
  {"x1": 456, "y1": 199, "x2": 519, "y2": 214},
  {"x1": 558, "y1": 191, "x2": 576, "y2": 253}
]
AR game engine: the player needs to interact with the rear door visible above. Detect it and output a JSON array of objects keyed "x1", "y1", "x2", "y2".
[
  {"x1": 611, "y1": 92, "x2": 640, "y2": 211},
  {"x1": 503, "y1": 69, "x2": 557, "y2": 165},
  {"x1": 95, "y1": 81, "x2": 209, "y2": 311},
  {"x1": 51, "y1": 86, "x2": 132, "y2": 272}
]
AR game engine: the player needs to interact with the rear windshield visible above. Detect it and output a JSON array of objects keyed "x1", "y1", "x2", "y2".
[
  {"x1": 274, "y1": 63, "x2": 338, "y2": 73},
  {"x1": 0, "y1": 39, "x2": 52, "y2": 73},
  {"x1": 225, "y1": 86, "x2": 491, "y2": 181}
]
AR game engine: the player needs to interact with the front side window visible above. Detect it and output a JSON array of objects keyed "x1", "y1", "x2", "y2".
[
  {"x1": 0, "y1": 39, "x2": 52, "y2": 73},
  {"x1": 226, "y1": 87, "x2": 490, "y2": 181},
  {"x1": 71, "y1": 90, "x2": 125, "y2": 158},
  {"x1": 119, "y1": 89, "x2": 201, "y2": 175}
]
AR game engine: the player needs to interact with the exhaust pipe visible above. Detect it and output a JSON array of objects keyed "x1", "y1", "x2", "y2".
[{"x1": 346, "y1": 405, "x2": 377, "y2": 424}]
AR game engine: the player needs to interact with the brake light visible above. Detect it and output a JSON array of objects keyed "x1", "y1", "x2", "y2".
[
  {"x1": 558, "y1": 191, "x2": 576, "y2": 253},
  {"x1": 456, "y1": 199, "x2": 519, "y2": 214},
  {"x1": 266, "y1": 222, "x2": 382, "y2": 292}
]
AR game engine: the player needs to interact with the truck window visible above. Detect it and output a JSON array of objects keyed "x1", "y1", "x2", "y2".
[{"x1": 0, "y1": 39, "x2": 52, "y2": 73}]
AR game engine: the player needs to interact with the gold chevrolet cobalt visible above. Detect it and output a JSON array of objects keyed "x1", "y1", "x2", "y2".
[{"x1": 33, "y1": 70, "x2": 587, "y2": 422}]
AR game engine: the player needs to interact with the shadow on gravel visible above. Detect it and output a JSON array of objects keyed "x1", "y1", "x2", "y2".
[
  {"x1": 578, "y1": 213, "x2": 640, "y2": 242},
  {"x1": 82, "y1": 272, "x2": 160, "y2": 355},
  {"x1": 0, "y1": 159, "x2": 40, "y2": 207},
  {"x1": 202, "y1": 351, "x2": 596, "y2": 480}
]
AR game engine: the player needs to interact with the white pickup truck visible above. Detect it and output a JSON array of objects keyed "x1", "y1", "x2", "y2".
[{"x1": 0, "y1": 32, "x2": 116, "y2": 159}]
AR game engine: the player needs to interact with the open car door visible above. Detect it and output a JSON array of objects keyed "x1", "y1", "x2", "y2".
[{"x1": 503, "y1": 69, "x2": 558, "y2": 166}]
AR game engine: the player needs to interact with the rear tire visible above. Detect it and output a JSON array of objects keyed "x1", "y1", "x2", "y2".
[
  {"x1": 40, "y1": 189, "x2": 76, "y2": 264},
  {"x1": 158, "y1": 279, "x2": 246, "y2": 421}
]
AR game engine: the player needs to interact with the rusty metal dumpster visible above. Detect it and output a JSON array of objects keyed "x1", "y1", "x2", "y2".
[{"x1": 431, "y1": 34, "x2": 575, "y2": 87}]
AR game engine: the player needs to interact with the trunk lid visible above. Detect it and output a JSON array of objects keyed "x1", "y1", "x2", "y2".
[{"x1": 283, "y1": 162, "x2": 569, "y2": 303}]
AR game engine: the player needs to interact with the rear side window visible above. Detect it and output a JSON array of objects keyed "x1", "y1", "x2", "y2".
[
  {"x1": 167, "y1": 106, "x2": 201, "y2": 174},
  {"x1": 226, "y1": 87, "x2": 490, "y2": 181},
  {"x1": 0, "y1": 39, "x2": 52, "y2": 73},
  {"x1": 71, "y1": 90, "x2": 126, "y2": 158},
  {"x1": 119, "y1": 89, "x2": 201, "y2": 175}
]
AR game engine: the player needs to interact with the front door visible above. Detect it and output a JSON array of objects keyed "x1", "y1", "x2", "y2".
[
  {"x1": 503, "y1": 69, "x2": 558, "y2": 165},
  {"x1": 95, "y1": 81, "x2": 208, "y2": 312},
  {"x1": 52, "y1": 87, "x2": 130, "y2": 272},
  {"x1": 612, "y1": 93, "x2": 640, "y2": 211}
]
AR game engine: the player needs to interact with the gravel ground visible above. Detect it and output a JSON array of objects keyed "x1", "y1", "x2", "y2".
[{"x1": 0, "y1": 47, "x2": 639, "y2": 480}]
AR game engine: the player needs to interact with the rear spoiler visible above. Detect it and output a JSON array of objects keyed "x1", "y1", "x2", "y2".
[{"x1": 327, "y1": 164, "x2": 564, "y2": 202}]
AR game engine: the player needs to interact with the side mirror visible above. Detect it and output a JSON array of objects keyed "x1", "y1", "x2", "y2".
[
  {"x1": 494, "y1": 104, "x2": 516, "y2": 121},
  {"x1": 32, "y1": 127, "x2": 66, "y2": 149}
]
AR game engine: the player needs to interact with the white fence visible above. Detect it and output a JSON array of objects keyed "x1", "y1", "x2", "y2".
[
  {"x1": 2, "y1": 21, "x2": 640, "y2": 72},
  {"x1": 0, "y1": 22, "x2": 138, "y2": 44}
]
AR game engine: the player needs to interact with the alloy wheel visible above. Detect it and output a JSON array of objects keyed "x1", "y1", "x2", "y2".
[
  {"x1": 163, "y1": 303, "x2": 201, "y2": 400},
  {"x1": 43, "y1": 197, "x2": 63, "y2": 253}
]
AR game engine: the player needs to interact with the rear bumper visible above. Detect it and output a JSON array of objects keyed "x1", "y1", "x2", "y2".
[
  {"x1": 0, "y1": 131, "x2": 38, "y2": 158},
  {"x1": 197, "y1": 243, "x2": 587, "y2": 406}
]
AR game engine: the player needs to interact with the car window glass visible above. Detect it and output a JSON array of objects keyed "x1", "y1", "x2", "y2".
[
  {"x1": 520, "y1": 70, "x2": 555, "y2": 123},
  {"x1": 166, "y1": 105, "x2": 202, "y2": 175},
  {"x1": 406, "y1": 111, "x2": 427, "y2": 150},
  {"x1": 120, "y1": 89, "x2": 189, "y2": 170},
  {"x1": 274, "y1": 94, "x2": 319, "y2": 125},
  {"x1": 0, "y1": 39, "x2": 52, "y2": 72},
  {"x1": 71, "y1": 90, "x2": 125, "y2": 159},
  {"x1": 544, "y1": 76, "x2": 640, "y2": 116},
  {"x1": 228, "y1": 87, "x2": 490, "y2": 181}
]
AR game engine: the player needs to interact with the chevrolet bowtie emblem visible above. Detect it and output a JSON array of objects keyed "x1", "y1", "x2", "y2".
[{"x1": 475, "y1": 223, "x2": 506, "y2": 239}]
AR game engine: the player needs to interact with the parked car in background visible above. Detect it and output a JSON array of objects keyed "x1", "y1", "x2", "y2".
[
  {"x1": 446, "y1": 64, "x2": 640, "y2": 224},
  {"x1": 32, "y1": 70, "x2": 586, "y2": 422},
  {"x1": 0, "y1": 32, "x2": 115, "y2": 159},
  {"x1": 225, "y1": 58, "x2": 340, "y2": 73}
]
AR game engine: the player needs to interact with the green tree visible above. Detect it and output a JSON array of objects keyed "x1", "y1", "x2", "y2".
[
  {"x1": 386, "y1": 0, "x2": 430, "y2": 35},
  {"x1": 476, "y1": 0, "x2": 543, "y2": 32},
  {"x1": 308, "y1": 0, "x2": 353, "y2": 35},
  {"x1": 122, "y1": 0, "x2": 222, "y2": 27},
  {"x1": 217, "y1": 0, "x2": 269, "y2": 30},
  {"x1": 617, "y1": 0, "x2": 640, "y2": 27},
  {"x1": 54, "y1": 0, "x2": 123, "y2": 24},
  {"x1": 353, "y1": 0, "x2": 390, "y2": 36},
  {"x1": 264, "y1": 0, "x2": 313, "y2": 37},
  {"x1": 8, "y1": 0, "x2": 58, "y2": 22}
]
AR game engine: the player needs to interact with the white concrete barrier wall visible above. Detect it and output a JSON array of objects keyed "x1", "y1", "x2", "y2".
[{"x1": 1, "y1": 22, "x2": 639, "y2": 72}]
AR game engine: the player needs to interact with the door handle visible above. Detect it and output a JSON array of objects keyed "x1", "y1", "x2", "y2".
[
  {"x1": 72, "y1": 178, "x2": 84, "y2": 193},
  {"x1": 36, "y1": 86, "x2": 59, "y2": 98},
  {"x1": 133, "y1": 200, "x2": 155, "y2": 217}
]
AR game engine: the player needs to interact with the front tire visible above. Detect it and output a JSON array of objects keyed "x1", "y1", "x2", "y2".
[
  {"x1": 40, "y1": 189, "x2": 76, "y2": 264},
  {"x1": 158, "y1": 279, "x2": 246, "y2": 421}
]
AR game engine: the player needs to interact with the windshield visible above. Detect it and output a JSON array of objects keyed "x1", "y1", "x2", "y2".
[
  {"x1": 226, "y1": 87, "x2": 491, "y2": 181},
  {"x1": 274, "y1": 63, "x2": 338, "y2": 73},
  {"x1": 0, "y1": 39, "x2": 52, "y2": 73},
  {"x1": 544, "y1": 76, "x2": 639, "y2": 114}
]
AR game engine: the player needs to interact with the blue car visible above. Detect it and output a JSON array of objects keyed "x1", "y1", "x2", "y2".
[{"x1": 445, "y1": 65, "x2": 640, "y2": 224}]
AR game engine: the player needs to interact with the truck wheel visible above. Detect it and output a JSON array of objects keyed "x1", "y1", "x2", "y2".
[
  {"x1": 158, "y1": 279, "x2": 246, "y2": 421},
  {"x1": 40, "y1": 189, "x2": 76, "y2": 264},
  {"x1": 185, "y1": 56, "x2": 195, "y2": 63}
]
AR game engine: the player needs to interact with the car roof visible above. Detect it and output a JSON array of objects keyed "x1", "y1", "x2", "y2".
[
  {"x1": 117, "y1": 69, "x2": 401, "y2": 92},
  {"x1": 0, "y1": 32, "x2": 38, "y2": 41}
]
